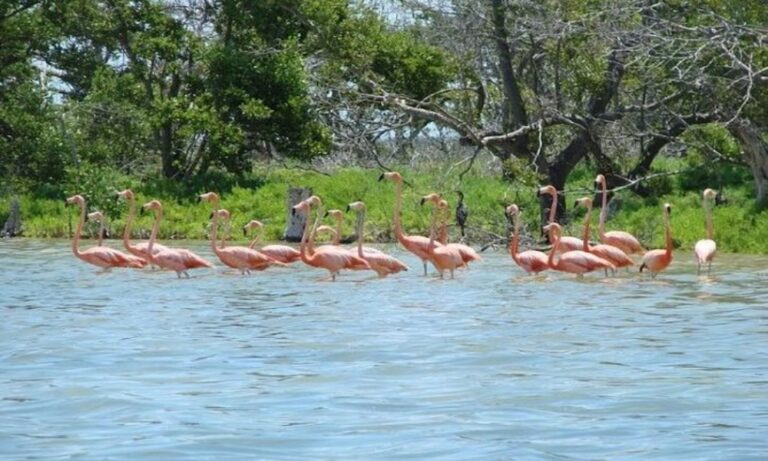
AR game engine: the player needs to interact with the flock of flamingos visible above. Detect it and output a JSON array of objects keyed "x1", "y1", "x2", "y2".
[{"x1": 64, "y1": 171, "x2": 718, "y2": 279}]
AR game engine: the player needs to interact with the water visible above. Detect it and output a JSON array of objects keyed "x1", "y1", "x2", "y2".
[{"x1": 1, "y1": 239, "x2": 767, "y2": 460}]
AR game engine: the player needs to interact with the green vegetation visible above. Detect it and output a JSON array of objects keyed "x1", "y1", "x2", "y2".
[{"x1": 4, "y1": 162, "x2": 767, "y2": 254}]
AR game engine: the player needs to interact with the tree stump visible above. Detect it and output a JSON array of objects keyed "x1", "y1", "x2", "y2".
[
  {"x1": 2, "y1": 197, "x2": 22, "y2": 237},
  {"x1": 283, "y1": 187, "x2": 313, "y2": 242}
]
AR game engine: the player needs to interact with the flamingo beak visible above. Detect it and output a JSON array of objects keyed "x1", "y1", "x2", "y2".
[
  {"x1": 243, "y1": 227, "x2": 247, "y2": 236},
  {"x1": 535, "y1": 189, "x2": 542, "y2": 197},
  {"x1": 573, "y1": 200, "x2": 579, "y2": 208},
  {"x1": 419, "y1": 197, "x2": 427, "y2": 206},
  {"x1": 377, "y1": 173, "x2": 385, "y2": 181},
  {"x1": 345, "y1": 205, "x2": 351, "y2": 212}
]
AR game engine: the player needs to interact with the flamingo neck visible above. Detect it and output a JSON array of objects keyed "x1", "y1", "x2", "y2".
[
  {"x1": 123, "y1": 196, "x2": 137, "y2": 251},
  {"x1": 704, "y1": 201, "x2": 714, "y2": 240},
  {"x1": 547, "y1": 229, "x2": 560, "y2": 269},
  {"x1": 427, "y1": 206, "x2": 439, "y2": 254},
  {"x1": 209, "y1": 214, "x2": 224, "y2": 258},
  {"x1": 355, "y1": 212, "x2": 365, "y2": 257},
  {"x1": 438, "y1": 208, "x2": 448, "y2": 245},
  {"x1": 547, "y1": 191, "x2": 558, "y2": 243},
  {"x1": 147, "y1": 208, "x2": 163, "y2": 262},
  {"x1": 664, "y1": 209, "x2": 672, "y2": 257},
  {"x1": 300, "y1": 209, "x2": 320, "y2": 263},
  {"x1": 581, "y1": 203, "x2": 592, "y2": 252},
  {"x1": 248, "y1": 229, "x2": 261, "y2": 249},
  {"x1": 599, "y1": 180, "x2": 608, "y2": 238},
  {"x1": 72, "y1": 201, "x2": 85, "y2": 257},
  {"x1": 510, "y1": 213, "x2": 520, "y2": 262},
  {"x1": 97, "y1": 220, "x2": 104, "y2": 246}
]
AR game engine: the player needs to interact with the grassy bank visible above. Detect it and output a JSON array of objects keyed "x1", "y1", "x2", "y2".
[{"x1": 2, "y1": 163, "x2": 767, "y2": 254}]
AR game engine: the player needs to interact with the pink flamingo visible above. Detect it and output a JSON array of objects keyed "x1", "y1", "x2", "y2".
[
  {"x1": 574, "y1": 197, "x2": 634, "y2": 271},
  {"x1": 544, "y1": 222, "x2": 615, "y2": 276},
  {"x1": 594, "y1": 174, "x2": 645, "y2": 254},
  {"x1": 116, "y1": 189, "x2": 169, "y2": 259},
  {"x1": 421, "y1": 193, "x2": 465, "y2": 279},
  {"x1": 242, "y1": 220, "x2": 301, "y2": 264},
  {"x1": 640, "y1": 203, "x2": 673, "y2": 277},
  {"x1": 325, "y1": 208, "x2": 385, "y2": 256},
  {"x1": 141, "y1": 199, "x2": 213, "y2": 278},
  {"x1": 66, "y1": 195, "x2": 147, "y2": 269},
  {"x1": 347, "y1": 201, "x2": 409, "y2": 277},
  {"x1": 694, "y1": 189, "x2": 717, "y2": 275},
  {"x1": 538, "y1": 185, "x2": 583, "y2": 252},
  {"x1": 208, "y1": 209, "x2": 284, "y2": 273},
  {"x1": 379, "y1": 171, "x2": 443, "y2": 275},
  {"x1": 505, "y1": 204, "x2": 549, "y2": 274},
  {"x1": 427, "y1": 195, "x2": 481, "y2": 267},
  {"x1": 293, "y1": 197, "x2": 370, "y2": 280}
]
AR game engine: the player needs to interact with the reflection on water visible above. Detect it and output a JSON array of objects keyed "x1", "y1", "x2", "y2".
[{"x1": 1, "y1": 239, "x2": 767, "y2": 459}]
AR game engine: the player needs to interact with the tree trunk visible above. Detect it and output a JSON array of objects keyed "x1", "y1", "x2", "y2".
[
  {"x1": 283, "y1": 187, "x2": 313, "y2": 242},
  {"x1": 729, "y1": 119, "x2": 768, "y2": 205}
]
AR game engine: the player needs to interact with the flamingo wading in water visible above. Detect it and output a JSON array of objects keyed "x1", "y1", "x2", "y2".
[
  {"x1": 594, "y1": 174, "x2": 645, "y2": 254},
  {"x1": 207, "y1": 209, "x2": 283, "y2": 273},
  {"x1": 544, "y1": 222, "x2": 614, "y2": 276},
  {"x1": 116, "y1": 189, "x2": 169, "y2": 260},
  {"x1": 694, "y1": 189, "x2": 717, "y2": 275},
  {"x1": 66, "y1": 195, "x2": 147, "y2": 269},
  {"x1": 421, "y1": 193, "x2": 465, "y2": 279},
  {"x1": 640, "y1": 203, "x2": 674, "y2": 277},
  {"x1": 142, "y1": 199, "x2": 213, "y2": 278},
  {"x1": 379, "y1": 171, "x2": 443, "y2": 275},
  {"x1": 242, "y1": 220, "x2": 301, "y2": 264},
  {"x1": 505, "y1": 204, "x2": 549, "y2": 274},
  {"x1": 422, "y1": 193, "x2": 481, "y2": 267},
  {"x1": 538, "y1": 185, "x2": 583, "y2": 252},
  {"x1": 574, "y1": 197, "x2": 634, "y2": 272},
  {"x1": 347, "y1": 201, "x2": 408, "y2": 277}
]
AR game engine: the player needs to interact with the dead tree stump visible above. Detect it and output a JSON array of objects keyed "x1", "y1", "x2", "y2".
[
  {"x1": 2, "y1": 197, "x2": 22, "y2": 237},
  {"x1": 283, "y1": 187, "x2": 313, "y2": 242}
]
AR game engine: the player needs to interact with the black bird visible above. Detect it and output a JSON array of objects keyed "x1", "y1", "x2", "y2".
[{"x1": 455, "y1": 190, "x2": 468, "y2": 238}]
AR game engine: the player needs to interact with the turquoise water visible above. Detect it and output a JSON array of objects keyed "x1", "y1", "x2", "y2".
[{"x1": 1, "y1": 239, "x2": 767, "y2": 459}]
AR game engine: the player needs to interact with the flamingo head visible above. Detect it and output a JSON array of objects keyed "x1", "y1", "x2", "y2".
[
  {"x1": 86, "y1": 211, "x2": 104, "y2": 223},
  {"x1": 437, "y1": 198, "x2": 448, "y2": 210},
  {"x1": 292, "y1": 200, "x2": 310, "y2": 216},
  {"x1": 574, "y1": 196, "x2": 592, "y2": 209},
  {"x1": 325, "y1": 209, "x2": 343, "y2": 221},
  {"x1": 198, "y1": 191, "x2": 220, "y2": 205},
  {"x1": 703, "y1": 188, "x2": 716, "y2": 200},
  {"x1": 66, "y1": 194, "x2": 85, "y2": 206},
  {"x1": 116, "y1": 189, "x2": 134, "y2": 200},
  {"x1": 141, "y1": 199, "x2": 163, "y2": 215},
  {"x1": 346, "y1": 201, "x2": 365, "y2": 213},
  {"x1": 505, "y1": 204, "x2": 520, "y2": 217},
  {"x1": 594, "y1": 174, "x2": 606, "y2": 189},
  {"x1": 420, "y1": 193, "x2": 441, "y2": 206},
  {"x1": 305, "y1": 195, "x2": 323, "y2": 208},
  {"x1": 378, "y1": 171, "x2": 402, "y2": 183},
  {"x1": 243, "y1": 220, "x2": 263, "y2": 235},
  {"x1": 314, "y1": 225, "x2": 337, "y2": 241},
  {"x1": 542, "y1": 222, "x2": 562, "y2": 238},
  {"x1": 213, "y1": 209, "x2": 230, "y2": 221},
  {"x1": 664, "y1": 203, "x2": 672, "y2": 216},
  {"x1": 537, "y1": 185, "x2": 557, "y2": 197}
]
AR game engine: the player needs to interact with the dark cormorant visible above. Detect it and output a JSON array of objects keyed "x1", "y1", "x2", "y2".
[{"x1": 455, "y1": 190, "x2": 468, "y2": 237}]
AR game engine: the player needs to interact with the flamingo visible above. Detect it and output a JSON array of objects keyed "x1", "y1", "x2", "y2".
[
  {"x1": 242, "y1": 220, "x2": 301, "y2": 264},
  {"x1": 422, "y1": 194, "x2": 481, "y2": 267},
  {"x1": 421, "y1": 193, "x2": 465, "y2": 279},
  {"x1": 544, "y1": 222, "x2": 615, "y2": 276},
  {"x1": 197, "y1": 191, "x2": 228, "y2": 248},
  {"x1": 379, "y1": 171, "x2": 443, "y2": 275},
  {"x1": 505, "y1": 204, "x2": 549, "y2": 274},
  {"x1": 538, "y1": 185, "x2": 583, "y2": 252},
  {"x1": 694, "y1": 189, "x2": 717, "y2": 275},
  {"x1": 207, "y1": 209, "x2": 283, "y2": 273},
  {"x1": 65, "y1": 195, "x2": 147, "y2": 269},
  {"x1": 574, "y1": 197, "x2": 634, "y2": 272},
  {"x1": 640, "y1": 203, "x2": 673, "y2": 277},
  {"x1": 116, "y1": 189, "x2": 169, "y2": 259},
  {"x1": 293, "y1": 197, "x2": 370, "y2": 280},
  {"x1": 87, "y1": 211, "x2": 107, "y2": 246},
  {"x1": 325, "y1": 208, "x2": 385, "y2": 256},
  {"x1": 347, "y1": 201, "x2": 408, "y2": 277},
  {"x1": 141, "y1": 199, "x2": 213, "y2": 278},
  {"x1": 594, "y1": 174, "x2": 645, "y2": 254}
]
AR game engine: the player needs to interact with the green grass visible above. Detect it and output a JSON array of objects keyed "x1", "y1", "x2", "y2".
[{"x1": 2, "y1": 163, "x2": 766, "y2": 254}]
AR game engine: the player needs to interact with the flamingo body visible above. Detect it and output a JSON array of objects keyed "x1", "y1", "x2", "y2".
[
  {"x1": 553, "y1": 250, "x2": 615, "y2": 274},
  {"x1": 514, "y1": 250, "x2": 549, "y2": 274},
  {"x1": 259, "y1": 245, "x2": 301, "y2": 264},
  {"x1": 601, "y1": 231, "x2": 644, "y2": 255},
  {"x1": 640, "y1": 203, "x2": 673, "y2": 277},
  {"x1": 694, "y1": 188, "x2": 717, "y2": 275}
]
